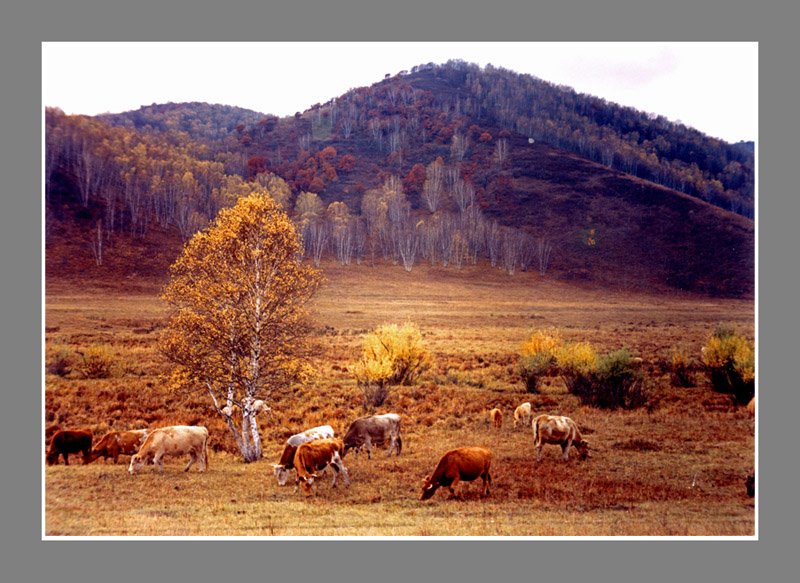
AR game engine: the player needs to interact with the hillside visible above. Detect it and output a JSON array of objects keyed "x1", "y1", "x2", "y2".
[{"x1": 45, "y1": 61, "x2": 755, "y2": 297}]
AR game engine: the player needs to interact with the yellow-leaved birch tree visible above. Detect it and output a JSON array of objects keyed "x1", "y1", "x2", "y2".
[{"x1": 160, "y1": 193, "x2": 322, "y2": 462}]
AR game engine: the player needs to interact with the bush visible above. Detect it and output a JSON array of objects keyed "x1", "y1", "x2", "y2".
[
  {"x1": 77, "y1": 343, "x2": 115, "y2": 379},
  {"x1": 517, "y1": 329, "x2": 561, "y2": 393},
  {"x1": 701, "y1": 326, "x2": 754, "y2": 404},
  {"x1": 47, "y1": 338, "x2": 72, "y2": 376},
  {"x1": 669, "y1": 344, "x2": 696, "y2": 387},
  {"x1": 353, "y1": 321, "x2": 431, "y2": 408},
  {"x1": 562, "y1": 347, "x2": 647, "y2": 410}
]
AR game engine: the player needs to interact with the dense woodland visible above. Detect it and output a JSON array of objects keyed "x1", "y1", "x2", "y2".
[{"x1": 45, "y1": 60, "x2": 755, "y2": 296}]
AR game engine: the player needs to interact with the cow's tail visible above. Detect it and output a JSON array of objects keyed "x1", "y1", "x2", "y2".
[{"x1": 203, "y1": 430, "x2": 210, "y2": 470}]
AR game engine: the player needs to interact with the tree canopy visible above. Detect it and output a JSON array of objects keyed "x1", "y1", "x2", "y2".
[{"x1": 160, "y1": 190, "x2": 322, "y2": 461}]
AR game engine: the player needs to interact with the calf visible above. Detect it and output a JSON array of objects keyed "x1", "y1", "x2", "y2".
[
  {"x1": 747, "y1": 397, "x2": 755, "y2": 417},
  {"x1": 513, "y1": 402, "x2": 532, "y2": 429},
  {"x1": 271, "y1": 425, "x2": 335, "y2": 486},
  {"x1": 532, "y1": 414, "x2": 590, "y2": 461},
  {"x1": 420, "y1": 447, "x2": 493, "y2": 500},
  {"x1": 342, "y1": 413, "x2": 402, "y2": 460},
  {"x1": 293, "y1": 438, "x2": 350, "y2": 496},
  {"x1": 128, "y1": 426, "x2": 209, "y2": 474},
  {"x1": 46, "y1": 429, "x2": 93, "y2": 465},
  {"x1": 90, "y1": 429, "x2": 148, "y2": 463},
  {"x1": 489, "y1": 408, "x2": 503, "y2": 428}
]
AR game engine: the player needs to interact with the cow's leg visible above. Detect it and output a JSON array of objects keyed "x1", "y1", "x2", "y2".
[
  {"x1": 152, "y1": 453, "x2": 163, "y2": 472},
  {"x1": 562, "y1": 440, "x2": 572, "y2": 461},
  {"x1": 535, "y1": 444, "x2": 543, "y2": 462},
  {"x1": 448, "y1": 476, "x2": 461, "y2": 499},
  {"x1": 184, "y1": 451, "x2": 197, "y2": 472},
  {"x1": 365, "y1": 437, "x2": 372, "y2": 460},
  {"x1": 330, "y1": 464, "x2": 338, "y2": 488},
  {"x1": 335, "y1": 458, "x2": 350, "y2": 487},
  {"x1": 63, "y1": 453, "x2": 69, "y2": 465}
]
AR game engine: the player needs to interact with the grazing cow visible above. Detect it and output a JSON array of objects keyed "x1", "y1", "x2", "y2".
[
  {"x1": 489, "y1": 408, "x2": 503, "y2": 428},
  {"x1": 532, "y1": 414, "x2": 590, "y2": 461},
  {"x1": 747, "y1": 397, "x2": 755, "y2": 417},
  {"x1": 128, "y1": 426, "x2": 209, "y2": 474},
  {"x1": 513, "y1": 402, "x2": 532, "y2": 429},
  {"x1": 293, "y1": 437, "x2": 350, "y2": 496},
  {"x1": 271, "y1": 425, "x2": 335, "y2": 486},
  {"x1": 45, "y1": 424, "x2": 61, "y2": 446},
  {"x1": 342, "y1": 413, "x2": 402, "y2": 460},
  {"x1": 420, "y1": 447, "x2": 493, "y2": 501},
  {"x1": 46, "y1": 429, "x2": 93, "y2": 465},
  {"x1": 89, "y1": 429, "x2": 148, "y2": 463}
]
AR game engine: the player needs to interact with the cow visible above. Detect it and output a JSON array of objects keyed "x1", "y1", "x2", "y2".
[
  {"x1": 89, "y1": 429, "x2": 148, "y2": 464},
  {"x1": 747, "y1": 397, "x2": 755, "y2": 417},
  {"x1": 489, "y1": 408, "x2": 503, "y2": 428},
  {"x1": 745, "y1": 472, "x2": 755, "y2": 498},
  {"x1": 420, "y1": 447, "x2": 493, "y2": 501},
  {"x1": 271, "y1": 425, "x2": 335, "y2": 486},
  {"x1": 44, "y1": 424, "x2": 61, "y2": 446},
  {"x1": 128, "y1": 425, "x2": 209, "y2": 474},
  {"x1": 293, "y1": 437, "x2": 350, "y2": 496},
  {"x1": 46, "y1": 429, "x2": 93, "y2": 466},
  {"x1": 532, "y1": 414, "x2": 590, "y2": 462},
  {"x1": 342, "y1": 413, "x2": 402, "y2": 460},
  {"x1": 513, "y1": 402, "x2": 532, "y2": 429}
]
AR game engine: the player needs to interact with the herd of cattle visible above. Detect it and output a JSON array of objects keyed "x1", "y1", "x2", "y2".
[{"x1": 45, "y1": 397, "x2": 755, "y2": 499}]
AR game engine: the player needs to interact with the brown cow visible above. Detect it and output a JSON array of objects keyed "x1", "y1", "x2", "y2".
[
  {"x1": 420, "y1": 447, "x2": 493, "y2": 500},
  {"x1": 46, "y1": 429, "x2": 93, "y2": 465},
  {"x1": 532, "y1": 414, "x2": 590, "y2": 461},
  {"x1": 293, "y1": 438, "x2": 350, "y2": 496},
  {"x1": 271, "y1": 425, "x2": 335, "y2": 486},
  {"x1": 745, "y1": 472, "x2": 755, "y2": 497},
  {"x1": 489, "y1": 408, "x2": 503, "y2": 428},
  {"x1": 747, "y1": 397, "x2": 755, "y2": 417},
  {"x1": 342, "y1": 413, "x2": 402, "y2": 460},
  {"x1": 128, "y1": 426, "x2": 209, "y2": 474},
  {"x1": 89, "y1": 429, "x2": 148, "y2": 463}
]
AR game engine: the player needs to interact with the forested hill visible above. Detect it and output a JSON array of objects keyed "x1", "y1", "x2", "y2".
[{"x1": 45, "y1": 60, "x2": 755, "y2": 297}]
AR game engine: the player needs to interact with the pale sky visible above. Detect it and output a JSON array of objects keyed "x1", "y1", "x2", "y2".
[{"x1": 42, "y1": 42, "x2": 757, "y2": 144}]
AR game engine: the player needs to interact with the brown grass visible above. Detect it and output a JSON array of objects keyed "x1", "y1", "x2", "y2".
[{"x1": 44, "y1": 259, "x2": 755, "y2": 537}]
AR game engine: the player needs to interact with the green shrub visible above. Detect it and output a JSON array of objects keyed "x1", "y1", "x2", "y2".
[
  {"x1": 562, "y1": 347, "x2": 647, "y2": 410},
  {"x1": 701, "y1": 326, "x2": 754, "y2": 404},
  {"x1": 517, "y1": 351, "x2": 554, "y2": 393}
]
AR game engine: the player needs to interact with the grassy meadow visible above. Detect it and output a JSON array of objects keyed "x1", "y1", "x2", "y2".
[{"x1": 44, "y1": 261, "x2": 756, "y2": 537}]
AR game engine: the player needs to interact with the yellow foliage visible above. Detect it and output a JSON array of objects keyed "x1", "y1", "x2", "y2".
[
  {"x1": 555, "y1": 341, "x2": 598, "y2": 373},
  {"x1": 702, "y1": 330, "x2": 755, "y2": 382},
  {"x1": 353, "y1": 320, "x2": 431, "y2": 388},
  {"x1": 520, "y1": 328, "x2": 563, "y2": 360}
]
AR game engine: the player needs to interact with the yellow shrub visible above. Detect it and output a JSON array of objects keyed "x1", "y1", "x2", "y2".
[
  {"x1": 520, "y1": 328, "x2": 563, "y2": 360},
  {"x1": 353, "y1": 320, "x2": 431, "y2": 389},
  {"x1": 555, "y1": 341, "x2": 598, "y2": 374}
]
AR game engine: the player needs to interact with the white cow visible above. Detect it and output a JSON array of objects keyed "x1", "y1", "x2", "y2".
[
  {"x1": 513, "y1": 402, "x2": 532, "y2": 428},
  {"x1": 532, "y1": 414, "x2": 590, "y2": 462},
  {"x1": 128, "y1": 425, "x2": 209, "y2": 474}
]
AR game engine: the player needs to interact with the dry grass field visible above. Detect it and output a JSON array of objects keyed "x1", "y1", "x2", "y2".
[{"x1": 44, "y1": 261, "x2": 755, "y2": 537}]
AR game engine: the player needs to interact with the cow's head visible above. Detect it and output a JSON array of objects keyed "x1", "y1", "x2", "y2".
[
  {"x1": 575, "y1": 440, "x2": 591, "y2": 459},
  {"x1": 128, "y1": 453, "x2": 146, "y2": 474},
  {"x1": 420, "y1": 475, "x2": 439, "y2": 500},
  {"x1": 272, "y1": 464, "x2": 290, "y2": 486},
  {"x1": 297, "y1": 474, "x2": 320, "y2": 496},
  {"x1": 46, "y1": 451, "x2": 59, "y2": 465}
]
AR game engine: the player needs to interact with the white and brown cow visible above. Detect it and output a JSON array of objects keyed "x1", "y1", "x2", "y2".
[
  {"x1": 513, "y1": 402, "x2": 532, "y2": 429},
  {"x1": 90, "y1": 429, "x2": 148, "y2": 464},
  {"x1": 271, "y1": 424, "x2": 335, "y2": 486},
  {"x1": 128, "y1": 425, "x2": 209, "y2": 474},
  {"x1": 531, "y1": 414, "x2": 590, "y2": 462},
  {"x1": 420, "y1": 446, "x2": 493, "y2": 500},
  {"x1": 293, "y1": 437, "x2": 350, "y2": 496},
  {"x1": 342, "y1": 413, "x2": 402, "y2": 460}
]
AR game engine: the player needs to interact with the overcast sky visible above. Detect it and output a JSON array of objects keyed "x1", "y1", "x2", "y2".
[{"x1": 42, "y1": 42, "x2": 757, "y2": 144}]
